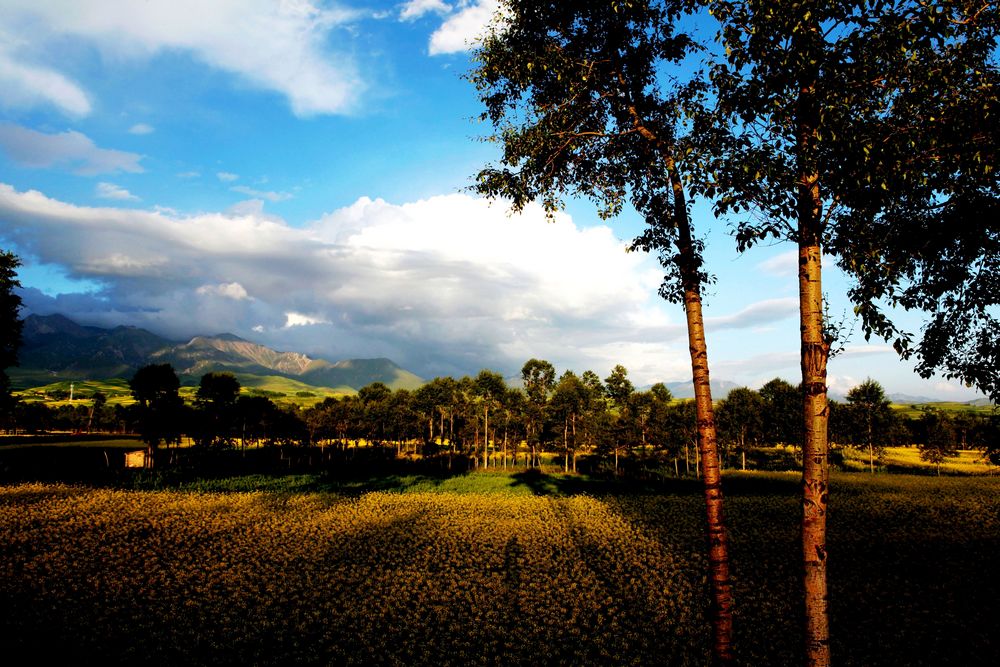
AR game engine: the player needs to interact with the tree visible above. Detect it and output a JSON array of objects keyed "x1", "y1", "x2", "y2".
[
  {"x1": 845, "y1": 379, "x2": 894, "y2": 474},
  {"x1": 759, "y1": 378, "x2": 801, "y2": 448},
  {"x1": 915, "y1": 409, "x2": 959, "y2": 475},
  {"x1": 473, "y1": 5, "x2": 735, "y2": 660},
  {"x1": 521, "y1": 359, "x2": 555, "y2": 467},
  {"x1": 825, "y1": 3, "x2": 1000, "y2": 401},
  {"x1": 473, "y1": 369, "x2": 507, "y2": 468},
  {"x1": 644, "y1": 382, "x2": 682, "y2": 473},
  {"x1": 195, "y1": 372, "x2": 241, "y2": 448},
  {"x1": 976, "y1": 415, "x2": 1000, "y2": 468},
  {"x1": 87, "y1": 391, "x2": 108, "y2": 433},
  {"x1": 0, "y1": 251, "x2": 23, "y2": 429},
  {"x1": 385, "y1": 389, "x2": 420, "y2": 454},
  {"x1": 705, "y1": 6, "x2": 998, "y2": 660},
  {"x1": 358, "y1": 382, "x2": 392, "y2": 446},
  {"x1": 716, "y1": 387, "x2": 764, "y2": 471},
  {"x1": 550, "y1": 370, "x2": 589, "y2": 472},
  {"x1": 498, "y1": 386, "x2": 527, "y2": 468},
  {"x1": 663, "y1": 399, "x2": 699, "y2": 476},
  {"x1": 604, "y1": 365, "x2": 635, "y2": 411},
  {"x1": 129, "y1": 363, "x2": 184, "y2": 464}
]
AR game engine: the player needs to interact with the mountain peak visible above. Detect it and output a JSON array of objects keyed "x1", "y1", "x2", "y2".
[{"x1": 202, "y1": 333, "x2": 247, "y2": 343}]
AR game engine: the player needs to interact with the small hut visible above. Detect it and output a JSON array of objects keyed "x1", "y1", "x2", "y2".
[{"x1": 124, "y1": 449, "x2": 150, "y2": 468}]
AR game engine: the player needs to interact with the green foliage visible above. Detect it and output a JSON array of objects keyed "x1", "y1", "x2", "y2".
[
  {"x1": 758, "y1": 378, "x2": 801, "y2": 447},
  {"x1": 716, "y1": 387, "x2": 765, "y2": 464},
  {"x1": 193, "y1": 372, "x2": 241, "y2": 448},
  {"x1": 915, "y1": 408, "x2": 962, "y2": 472},
  {"x1": 520, "y1": 359, "x2": 555, "y2": 407},
  {"x1": 129, "y1": 364, "x2": 184, "y2": 451},
  {"x1": 843, "y1": 379, "x2": 896, "y2": 470}
]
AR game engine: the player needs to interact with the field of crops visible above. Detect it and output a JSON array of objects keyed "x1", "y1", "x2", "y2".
[
  {"x1": 839, "y1": 446, "x2": 995, "y2": 475},
  {"x1": 1, "y1": 472, "x2": 997, "y2": 665}
]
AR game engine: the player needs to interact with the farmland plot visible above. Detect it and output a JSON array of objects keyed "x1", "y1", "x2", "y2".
[{"x1": 0, "y1": 473, "x2": 997, "y2": 665}]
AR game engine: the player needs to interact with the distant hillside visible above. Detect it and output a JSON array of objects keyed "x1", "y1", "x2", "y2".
[
  {"x1": 12, "y1": 314, "x2": 424, "y2": 392},
  {"x1": 19, "y1": 314, "x2": 178, "y2": 380}
]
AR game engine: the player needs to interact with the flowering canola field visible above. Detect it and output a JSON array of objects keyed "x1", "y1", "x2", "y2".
[{"x1": 1, "y1": 473, "x2": 997, "y2": 665}]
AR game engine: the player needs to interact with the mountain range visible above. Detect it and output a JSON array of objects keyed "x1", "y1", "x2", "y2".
[
  {"x1": 10, "y1": 314, "x2": 990, "y2": 406},
  {"x1": 11, "y1": 314, "x2": 424, "y2": 392}
]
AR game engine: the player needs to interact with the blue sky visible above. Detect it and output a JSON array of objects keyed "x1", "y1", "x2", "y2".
[{"x1": 0, "y1": 0, "x2": 983, "y2": 400}]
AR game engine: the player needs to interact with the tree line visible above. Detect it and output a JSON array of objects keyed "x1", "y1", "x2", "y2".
[{"x1": 9, "y1": 359, "x2": 995, "y2": 478}]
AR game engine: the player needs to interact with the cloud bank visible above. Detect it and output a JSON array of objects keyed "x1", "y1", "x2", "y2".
[{"x1": 1, "y1": 183, "x2": 802, "y2": 383}]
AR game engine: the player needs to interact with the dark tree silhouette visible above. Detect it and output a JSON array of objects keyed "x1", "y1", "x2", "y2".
[
  {"x1": 129, "y1": 363, "x2": 184, "y2": 464},
  {"x1": 0, "y1": 250, "x2": 23, "y2": 428},
  {"x1": 195, "y1": 372, "x2": 241, "y2": 447}
]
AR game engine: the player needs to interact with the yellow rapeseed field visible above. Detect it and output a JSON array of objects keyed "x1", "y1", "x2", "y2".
[
  {"x1": 1, "y1": 473, "x2": 998, "y2": 665},
  {"x1": 0, "y1": 483, "x2": 708, "y2": 665}
]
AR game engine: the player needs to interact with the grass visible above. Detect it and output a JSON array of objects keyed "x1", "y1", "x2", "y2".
[
  {"x1": 840, "y1": 445, "x2": 995, "y2": 475},
  {"x1": 229, "y1": 373, "x2": 355, "y2": 404},
  {"x1": 889, "y1": 400, "x2": 995, "y2": 419},
  {"x1": 0, "y1": 437, "x2": 142, "y2": 451},
  {"x1": 13, "y1": 373, "x2": 353, "y2": 409},
  {"x1": 0, "y1": 470, "x2": 996, "y2": 665},
  {"x1": 15, "y1": 378, "x2": 136, "y2": 406}
]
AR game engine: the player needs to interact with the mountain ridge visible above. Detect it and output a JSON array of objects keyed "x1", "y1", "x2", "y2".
[{"x1": 13, "y1": 313, "x2": 424, "y2": 392}]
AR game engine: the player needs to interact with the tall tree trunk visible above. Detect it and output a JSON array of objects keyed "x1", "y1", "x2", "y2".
[
  {"x1": 483, "y1": 404, "x2": 489, "y2": 470},
  {"x1": 564, "y1": 416, "x2": 569, "y2": 473},
  {"x1": 667, "y1": 159, "x2": 734, "y2": 665},
  {"x1": 626, "y1": 114, "x2": 734, "y2": 661},
  {"x1": 797, "y1": 42, "x2": 832, "y2": 666},
  {"x1": 571, "y1": 413, "x2": 577, "y2": 473},
  {"x1": 503, "y1": 426, "x2": 508, "y2": 469}
]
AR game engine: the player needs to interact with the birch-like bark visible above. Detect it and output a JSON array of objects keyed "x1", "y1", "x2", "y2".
[
  {"x1": 669, "y1": 161, "x2": 734, "y2": 665},
  {"x1": 797, "y1": 34, "x2": 832, "y2": 663}
]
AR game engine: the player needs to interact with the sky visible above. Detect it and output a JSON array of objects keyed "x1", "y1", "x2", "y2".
[{"x1": 0, "y1": 0, "x2": 984, "y2": 401}]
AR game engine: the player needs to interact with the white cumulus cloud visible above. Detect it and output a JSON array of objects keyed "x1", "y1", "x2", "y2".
[
  {"x1": 128, "y1": 123, "x2": 154, "y2": 135},
  {"x1": 428, "y1": 1, "x2": 498, "y2": 55},
  {"x1": 285, "y1": 312, "x2": 331, "y2": 328},
  {"x1": 216, "y1": 172, "x2": 239, "y2": 182},
  {"x1": 0, "y1": 0, "x2": 365, "y2": 116}
]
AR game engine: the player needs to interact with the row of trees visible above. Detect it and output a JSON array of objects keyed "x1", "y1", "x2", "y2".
[{"x1": 104, "y1": 360, "x2": 997, "y2": 475}]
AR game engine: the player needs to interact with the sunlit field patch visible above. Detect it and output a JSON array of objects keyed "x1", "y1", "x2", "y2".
[
  {"x1": 1, "y1": 472, "x2": 997, "y2": 665},
  {"x1": 839, "y1": 446, "x2": 994, "y2": 475}
]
